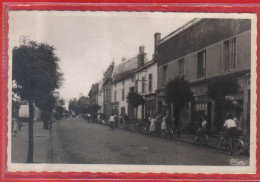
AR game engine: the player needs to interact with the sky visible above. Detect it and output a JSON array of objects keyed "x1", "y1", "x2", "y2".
[{"x1": 9, "y1": 11, "x2": 194, "y2": 105}]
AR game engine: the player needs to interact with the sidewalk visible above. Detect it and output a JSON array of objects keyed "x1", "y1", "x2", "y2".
[
  {"x1": 118, "y1": 122, "x2": 219, "y2": 149},
  {"x1": 11, "y1": 121, "x2": 50, "y2": 163}
]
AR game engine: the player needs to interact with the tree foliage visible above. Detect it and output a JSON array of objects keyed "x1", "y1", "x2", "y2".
[
  {"x1": 207, "y1": 75, "x2": 240, "y2": 101},
  {"x1": 166, "y1": 76, "x2": 193, "y2": 108},
  {"x1": 68, "y1": 96, "x2": 90, "y2": 114},
  {"x1": 13, "y1": 40, "x2": 63, "y2": 102},
  {"x1": 127, "y1": 92, "x2": 144, "y2": 109}
]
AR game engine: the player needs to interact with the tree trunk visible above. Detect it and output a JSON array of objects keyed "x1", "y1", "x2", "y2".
[
  {"x1": 27, "y1": 100, "x2": 34, "y2": 163},
  {"x1": 136, "y1": 107, "x2": 138, "y2": 123},
  {"x1": 175, "y1": 107, "x2": 181, "y2": 137},
  {"x1": 43, "y1": 111, "x2": 49, "y2": 129}
]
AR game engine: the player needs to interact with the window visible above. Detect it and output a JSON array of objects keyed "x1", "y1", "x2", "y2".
[
  {"x1": 223, "y1": 38, "x2": 236, "y2": 72},
  {"x1": 135, "y1": 80, "x2": 138, "y2": 93},
  {"x1": 178, "y1": 59, "x2": 185, "y2": 76},
  {"x1": 197, "y1": 51, "x2": 206, "y2": 79},
  {"x1": 149, "y1": 74, "x2": 153, "y2": 93},
  {"x1": 162, "y1": 65, "x2": 168, "y2": 86},
  {"x1": 114, "y1": 90, "x2": 117, "y2": 102},
  {"x1": 129, "y1": 87, "x2": 134, "y2": 93},
  {"x1": 142, "y1": 76, "x2": 145, "y2": 93},
  {"x1": 122, "y1": 81, "x2": 124, "y2": 85},
  {"x1": 122, "y1": 89, "x2": 125, "y2": 101}
]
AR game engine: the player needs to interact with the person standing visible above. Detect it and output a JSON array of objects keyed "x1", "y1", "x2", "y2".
[
  {"x1": 161, "y1": 116, "x2": 167, "y2": 138},
  {"x1": 109, "y1": 114, "x2": 115, "y2": 131},
  {"x1": 149, "y1": 116, "x2": 156, "y2": 136},
  {"x1": 12, "y1": 117, "x2": 18, "y2": 137}
]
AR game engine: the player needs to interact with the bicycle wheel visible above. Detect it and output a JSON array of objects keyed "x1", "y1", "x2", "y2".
[{"x1": 234, "y1": 139, "x2": 245, "y2": 156}]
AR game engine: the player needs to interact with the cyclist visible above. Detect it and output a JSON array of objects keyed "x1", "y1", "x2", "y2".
[
  {"x1": 223, "y1": 114, "x2": 237, "y2": 155},
  {"x1": 195, "y1": 116, "x2": 208, "y2": 145}
]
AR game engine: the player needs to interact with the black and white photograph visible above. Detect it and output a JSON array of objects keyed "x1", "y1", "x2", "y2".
[{"x1": 8, "y1": 11, "x2": 257, "y2": 173}]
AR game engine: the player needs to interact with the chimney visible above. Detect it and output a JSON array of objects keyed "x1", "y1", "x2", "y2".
[
  {"x1": 138, "y1": 45, "x2": 146, "y2": 67},
  {"x1": 154, "y1": 32, "x2": 161, "y2": 58},
  {"x1": 139, "y1": 45, "x2": 145, "y2": 54}
]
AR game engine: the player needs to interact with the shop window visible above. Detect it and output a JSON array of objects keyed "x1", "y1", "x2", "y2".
[
  {"x1": 197, "y1": 51, "x2": 206, "y2": 79},
  {"x1": 194, "y1": 103, "x2": 208, "y2": 121}
]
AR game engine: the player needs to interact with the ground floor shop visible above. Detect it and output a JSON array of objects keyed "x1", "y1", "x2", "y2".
[{"x1": 156, "y1": 73, "x2": 251, "y2": 135}]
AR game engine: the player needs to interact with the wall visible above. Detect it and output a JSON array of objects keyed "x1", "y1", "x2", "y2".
[
  {"x1": 157, "y1": 30, "x2": 251, "y2": 88},
  {"x1": 157, "y1": 19, "x2": 251, "y2": 67}
]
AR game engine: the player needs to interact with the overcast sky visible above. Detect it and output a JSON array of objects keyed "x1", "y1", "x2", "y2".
[{"x1": 9, "y1": 11, "x2": 195, "y2": 105}]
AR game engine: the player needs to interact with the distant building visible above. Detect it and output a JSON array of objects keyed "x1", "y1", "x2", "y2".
[
  {"x1": 156, "y1": 18, "x2": 251, "y2": 133},
  {"x1": 111, "y1": 56, "x2": 137, "y2": 119},
  {"x1": 103, "y1": 62, "x2": 115, "y2": 118},
  {"x1": 97, "y1": 81, "x2": 104, "y2": 114},
  {"x1": 18, "y1": 102, "x2": 41, "y2": 122},
  {"x1": 111, "y1": 45, "x2": 157, "y2": 121}
]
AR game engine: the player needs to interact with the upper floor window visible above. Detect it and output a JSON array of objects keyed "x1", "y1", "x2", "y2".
[
  {"x1": 114, "y1": 90, "x2": 117, "y2": 102},
  {"x1": 162, "y1": 65, "x2": 168, "y2": 86},
  {"x1": 149, "y1": 74, "x2": 153, "y2": 93},
  {"x1": 223, "y1": 38, "x2": 236, "y2": 72},
  {"x1": 178, "y1": 58, "x2": 185, "y2": 76},
  {"x1": 129, "y1": 87, "x2": 134, "y2": 93},
  {"x1": 141, "y1": 76, "x2": 145, "y2": 93},
  {"x1": 122, "y1": 81, "x2": 124, "y2": 85},
  {"x1": 197, "y1": 51, "x2": 206, "y2": 79}
]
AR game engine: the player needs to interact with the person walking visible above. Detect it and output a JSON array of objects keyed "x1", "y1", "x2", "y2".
[
  {"x1": 109, "y1": 114, "x2": 115, "y2": 131},
  {"x1": 149, "y1": 116, "x2": 156, "y2": 136},
  {"x1": 12, "y1": 117, "x2": 18, "y2": 137},
  {"x1": 161, "y1": 116, "x2": 167, "y2": 138}
]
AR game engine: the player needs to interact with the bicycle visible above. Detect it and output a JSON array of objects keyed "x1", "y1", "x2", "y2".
[
  {"x1": 194, "y1": 128, "x2": 208, "y2": 146},
  {"x1": 216, "y1": 129, "x2": 244, "y2": 155}
]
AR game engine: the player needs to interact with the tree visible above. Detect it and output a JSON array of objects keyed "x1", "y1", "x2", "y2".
[
  {"x1": 166, "y1": 76, "x2": 193, "y2": 136},
  {"x1": 12, "y1": 39, "x2": 63, "y2": 163},
  {"x1": 127, "y1": 92, "x2": 144, "y2": 122},
  {"x1": 207, "y1": 75, "x2": 240, "y2": 131},
  {"x1": 207, "y1": 75, "x2": 239, "y2": 102},
  {"x1": 56, "y1": 106, "x2": 65, "y2": 119},
  {"x1": 58, "y1": 98, "x2": 65, "y2": 106}
]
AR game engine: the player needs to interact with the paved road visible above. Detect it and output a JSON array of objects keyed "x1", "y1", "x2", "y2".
[{"x1": 50, "y1": 118, "x2": 249, "y2": 165}]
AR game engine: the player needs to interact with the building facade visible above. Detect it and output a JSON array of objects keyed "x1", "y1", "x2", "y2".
[
  {"x1": 111, "y1": 46, "x2": 158, "y2": 121},
  {"x1": 156, "y1": 19, "x2": 251, "y2": 134},
  {"x1": 111, "y1": 56, "x2": 138, "y2": 119},
  {"x1": 103, "y1": 62, "x2": 115, "y2": 118},
  {"x1": 97, "y1": 81, "x2": 104, "y2": 114}
]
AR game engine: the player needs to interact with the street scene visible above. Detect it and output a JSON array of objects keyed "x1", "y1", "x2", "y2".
[{"x1": 9, "y1": 11, "x2": 255, "y2": 171}]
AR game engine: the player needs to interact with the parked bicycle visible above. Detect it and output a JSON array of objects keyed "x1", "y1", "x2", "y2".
[
  {"x1": 216, "y1": 129, "x2": 244, "y2": 155},
  {"x1": 194, "y1": 128, "x2": 208, "y2": 146}
]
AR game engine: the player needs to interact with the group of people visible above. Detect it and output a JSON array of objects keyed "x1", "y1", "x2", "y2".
[{"x1": 146, "y1": 114, "x2": 173, "y2": 136}]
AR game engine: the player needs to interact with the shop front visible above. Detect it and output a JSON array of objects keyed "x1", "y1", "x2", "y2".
[{"x1": 144, "y1": 93, "x2": 156, "y2": 117}]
